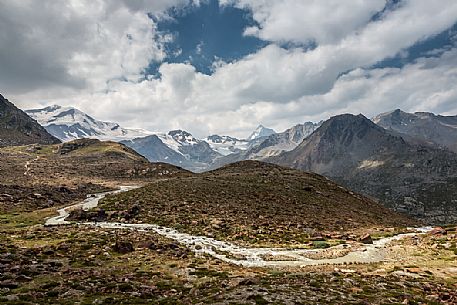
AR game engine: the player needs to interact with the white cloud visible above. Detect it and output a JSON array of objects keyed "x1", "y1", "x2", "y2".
[
  {"x1": 0, "y1": 0, "x2": 184, "y2": 93},
  {"x1": 115, "y1": 0, "x2": 188, "y2": 12},
  {"x1": 221, "y1": 0, "x2": 386, "y2": 44},
  {"x1": 3, "y1": 0, "x2": 457, "y2": 139},
  {"x1": 278, "y1": 47, "x2": 457, "y2": 125},
  {"x1": 53, "y1": 47, "x2": 457, "y2": 138}
]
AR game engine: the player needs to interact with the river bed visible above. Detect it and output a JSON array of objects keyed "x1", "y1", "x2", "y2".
[{"x1": 45, "y1": 186, "x2": 432, "y2": 268}]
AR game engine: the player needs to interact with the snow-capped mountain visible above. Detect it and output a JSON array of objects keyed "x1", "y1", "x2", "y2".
[
  {"x1": 26, "y1": 105, "x2": 151, "y2": 142},
  {"x1": 25, "y1": 104, "x2": 321, "y2": 172},
  {"x1": 246, "y1": 122, "x2": 321, "y2": 159},
  {"x1": 247, "y1": 125, "x2": 276, "y2": 141},
  {"x1": 204, "y1": 135, "x2": 250, "y2": 156},
  {"x1": 209, "y1": 122, "x2": 320, "y2": 169},
  {"x1": 121, "y1": 130, "x2": 222, "y2": 172},
  {"x1": 122, "y1": 125, "x2": 281, "y2": 171},
  {"x1": 373, "y1": 109, "x2": 457, "y2": 152}
]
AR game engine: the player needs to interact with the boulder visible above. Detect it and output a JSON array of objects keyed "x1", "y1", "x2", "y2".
[
  {"x1": 430, "y1": 227, "x2": 446, "y2": 235},
  {"x1": 113, "y1": 241, "x2": 134, "y2": 254},
  {"x1": 359, "y1": 233, "x2": 373, "y2": 244}
]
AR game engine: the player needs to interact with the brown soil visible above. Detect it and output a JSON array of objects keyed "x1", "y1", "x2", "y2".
[
  {"x1": 0, "y1": 225, "x2": 455, "y2": 305},
  {"x1": 0, "y1": 139, "x2": 189, "y2": 212},
  {"x1": 100, "y1": 161, "x2": 418, "y2": 246}
]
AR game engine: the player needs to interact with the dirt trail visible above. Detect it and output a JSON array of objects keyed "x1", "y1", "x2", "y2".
[{"x1": 45, "y1": 187, "x2": 432, "y2": 268}]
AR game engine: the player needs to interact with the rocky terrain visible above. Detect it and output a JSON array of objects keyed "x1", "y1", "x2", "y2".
[
  {"x1": 374, "y1": 109, "x2": 457, "y2": 152},
  {"x1": 271, "y1": 114, "x2": 457, "y2": 224},
  {"x1": 0, "y1": 138, "x2": 188, "y2": 214},
  {"x1": 92, "y1": 161, "x2": 417, "y2": 247},
  {"x1": 210, "y1": 122, "x2": 320, "y2": 170},
  {"x1": 0, "y1": 94, "x2": 60, "y2": 147},
  {"x1": 1, "y1": 199, "x2": 456, "y2": 304},
  {"x1": 0, "y1": 96, "x2": 455, "y2": 304},
  {"x1": 0, "y1": 143, "x2": 455, "y2": 304}
]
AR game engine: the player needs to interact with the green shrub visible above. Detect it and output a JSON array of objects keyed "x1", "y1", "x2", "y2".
[{"x1": 313, "y1": 241, "x2": 330, "y2": 249}]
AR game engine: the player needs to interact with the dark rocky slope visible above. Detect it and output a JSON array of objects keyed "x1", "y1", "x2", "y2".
[
  {"x1": 373, "y1": 109, "x2": 457, "y2": 152},
  {"x1": 271, "y1": 114, "x2": 457, "y2": 224},
  {"x1": 0, "y1": 94, "x2": 60, "y2": 147}
]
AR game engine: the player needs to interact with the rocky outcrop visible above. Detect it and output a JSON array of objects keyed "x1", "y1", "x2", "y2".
[
  {"x1": 373, "y1": 109, "x2": 457, "y2": 152},
  {"x1": 59, "y1": 138, "x2": 101, "y2": 155},
  {"x1": 0, "y1": 94, "x2": 60, "y2": 147},
  {"x1": 271, "y1": 114, "x2": 457, "y2": 224},
  {"x1": 210, "y1": 122, "x2": 320, "y2": 169}
]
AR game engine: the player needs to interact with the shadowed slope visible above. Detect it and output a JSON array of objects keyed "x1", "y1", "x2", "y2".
[
  {"x1": 271, "y1": 114, "x2": 457, "y2": 224},
  {"x1": 0, "y1": 94, "x2": 60, "y2": 147}
]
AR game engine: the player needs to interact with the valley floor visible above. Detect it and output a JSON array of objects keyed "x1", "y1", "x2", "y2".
[
  {"x1": 0, "y1": 145, "x2": 456, "y2": 304},
  {"x1": 45, "y1": 188, "x2": 438, "y2": 268},
  {"x1": 0, "y1": 187, "x2": 456, "y2": 304}
]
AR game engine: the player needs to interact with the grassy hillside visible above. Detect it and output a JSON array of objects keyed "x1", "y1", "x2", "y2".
[
  {"x1": 98, "y1": 161, "x2": 417, "y2": 247},
  {"x1": 0, "y1": 139, "x2": 189, "y2": 213}
]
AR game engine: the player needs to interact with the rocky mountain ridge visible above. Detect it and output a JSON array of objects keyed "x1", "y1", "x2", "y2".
[
  {"x1": 373, "y1": 109, "x2": 457, "y2": 152},
  {"x1": 26, "y1": 105, "x2": 152, "y2": 142},
  {"x1": 247, "y1": 124, "x2": 276, "y2": 141},
  {"x1": 209, "y1": 122, "x2": 321, "y2": 169},
  {"x1": 0, "y1": 94, "x2": 60, "y2": 147},
  {"x1": 121, "y1": 130, "x2": 222, "y2": 172},
  {"x1": 271, "y1": 113, "x2": 457, "y2": 224}
]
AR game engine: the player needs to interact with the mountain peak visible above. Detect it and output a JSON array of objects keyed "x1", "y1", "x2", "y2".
[
  {"x1": 25, "y1": 104, "x2": 151, "y2": 142},
  {"x1": 168, "y1": 129, "x2": 198, "y2": 145},
  {"x1": 321, "y1": 113, "x2": 379, "y2": 133},
  {"x1": 272, "y1": 113, "x2": 406, "y2": 175},
  {"x1": 0, "y1": 94, "x2": 60, "y2": 147},
  {"x1": 248, "y1": 124, "x2": 276, "y2": 141},
  {"x1": 374, "y1": 109, "x2": 457, "y2": 152},
  {"x1": 372, "y1": 109, "x2": 412, "y2": 124},
  {"x1": 44, "y1": 105, "x2": 63, "y2": 112},
  {"x1": 168, "y1": 129, "x2": 192, "y2": 137}
]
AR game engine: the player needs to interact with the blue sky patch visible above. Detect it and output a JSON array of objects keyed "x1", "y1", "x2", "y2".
[
  {"x1": 146, "y1": 0, "x2": 267, "y2": 76},
  {"x1": 143, "y1": 0, "x2": 457, "y2": 91},
  {"x1": 371, "y1": 22, "x2": 457, "y2": 70}
]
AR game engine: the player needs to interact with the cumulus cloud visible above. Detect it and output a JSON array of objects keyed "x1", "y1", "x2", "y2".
[
  {"x1": 2, "y1": 0, "x2": 457, "y2": 138},
  {"x1": 205, "y1": 0, "x2": 457, "y2": 101},
  {"x1": 221, "y1": 0, "x2": 386, "y2": 45},
  {"x1": 252, "y1": 47, "x2": 457, "y2": 130},
  {"x1": 62, "y1": 47, "x2": 457, "y2": 137},
  {"x1": 115, "y1": 0, "x2": 188, "y2": 12},
  {"x1": 0, "y1": 0, "x2": 183, "y2": 94}
]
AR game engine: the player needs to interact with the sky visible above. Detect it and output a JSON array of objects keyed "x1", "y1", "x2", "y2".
[{"x1": 1, "y1": 0, "x2": 457, "y2": 138}]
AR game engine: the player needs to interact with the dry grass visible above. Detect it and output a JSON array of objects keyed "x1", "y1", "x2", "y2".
[{"x1": 100, "y1": 161, "x2": 417, "y2": 246}]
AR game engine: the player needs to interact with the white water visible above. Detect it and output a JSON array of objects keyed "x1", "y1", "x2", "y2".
[
  {"x1": 45, "y1": 187, "x2": 432, "y2": 268},
  {"x1": 45, "y1": 186, "x2": 138, "y2": 226}
]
